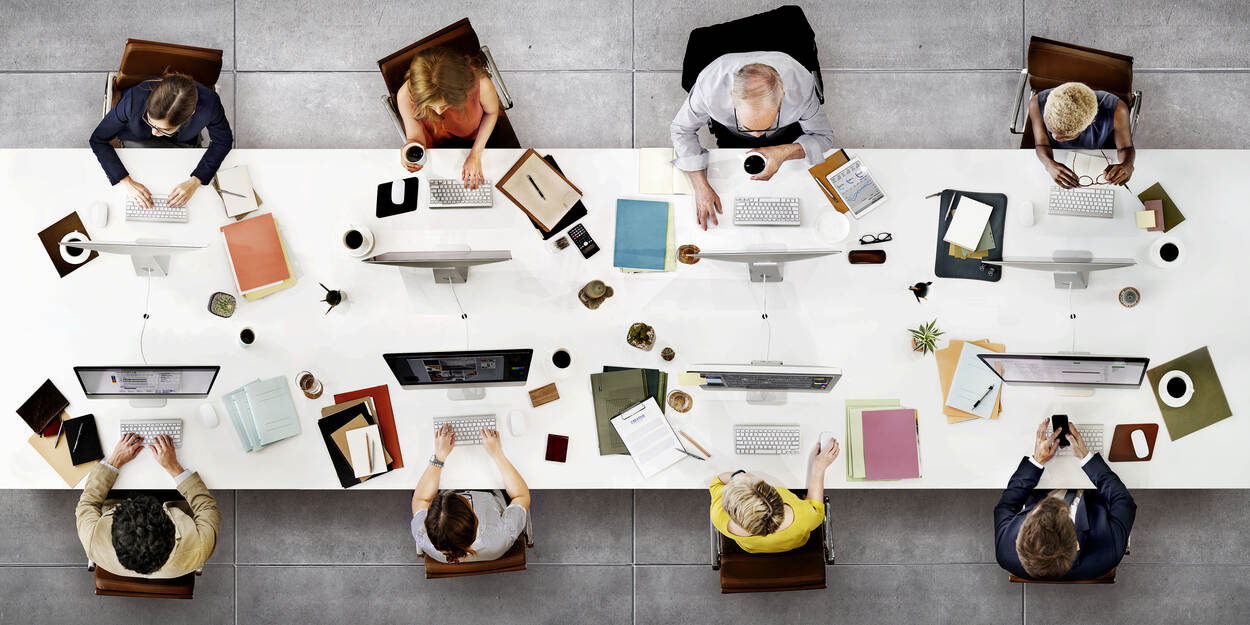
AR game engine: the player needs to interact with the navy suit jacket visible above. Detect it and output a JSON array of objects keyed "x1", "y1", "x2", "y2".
[
  {"x1": 994, "y1": 454, "x2": 1135, "y2": 581},
  {"x1": 89, "y1": 79, "x2": 233, "y2": 186}
]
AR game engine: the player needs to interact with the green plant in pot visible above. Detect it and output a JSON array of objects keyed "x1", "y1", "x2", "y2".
[{"x1": 909, "y1": 319, "x2": 944, "y2": 355}]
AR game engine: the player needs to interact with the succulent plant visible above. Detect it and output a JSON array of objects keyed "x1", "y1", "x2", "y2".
[
  {"x1": 627, "y1": 322, "x2": 656, "y2": 351},
  {"x1": 909, "y1": 319, "x2": 944, "y2": 355},
  {"x1": 661, "y1": 347, "x2": 675, "y2": 361}
]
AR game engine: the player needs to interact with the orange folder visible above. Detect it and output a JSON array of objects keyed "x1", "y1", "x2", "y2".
[
  {"x1": 937, "y1": 339, "x2": 1005, "y2": 423},
  {"x1": 220, "y1": 213, "x2": 289, "y2": 294}
]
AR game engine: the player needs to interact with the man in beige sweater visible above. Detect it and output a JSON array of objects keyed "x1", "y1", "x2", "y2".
[{"x1": 76, "y1": 432, "x2": 220, "y2": 578}]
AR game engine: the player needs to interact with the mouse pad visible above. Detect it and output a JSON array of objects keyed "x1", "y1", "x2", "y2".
[
  {"x1": 1108, "y1": 424, "x2": 1158, "y2": 462},
  {"x1": 37, "y1": 212, "x2": 98, "y2": 277},
  {"x1": 1147, "y1": 346, "x2": 1231, "y2": 441},
  {"x1": 375, "y1": 177, "x2": 421, "y2": 218}
]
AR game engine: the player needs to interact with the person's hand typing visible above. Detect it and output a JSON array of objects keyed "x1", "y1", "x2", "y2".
[
  {"x1": 121, "y1": 176, "x2": 153, "y2": 208},
  {"x1": 106, "y1": 432, "x2": 144, "y2": 468},
  {"x1": 150, "y1": 435, "x2": 185, "y2": 478},
  {"x1": 1032, "y1": 417, "x2": 1061, "y2": 465},
  {"x1": 481, "y1": 428, "x2": 504, "y2": 458},
  {"x1": 433, "y1": 423, "x2": 455, "y2": 462},
  {"x1": 461, "y1": 151, "x2": 484, "y2": 189},
  {"x1": 1068, "y1": 425, "x2": 1090, "y2": 459},
  {"x1": 167, "y1": 177, "x2": 200, "y2": 207}
]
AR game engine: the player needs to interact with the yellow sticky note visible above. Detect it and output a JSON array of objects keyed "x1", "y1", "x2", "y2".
[
  {"x1": 1135, "y1": 210, "x2": 1156, "y2": 229},
  {"x1": 677, "y1": 372, "x2": 707, "y2": 386}
]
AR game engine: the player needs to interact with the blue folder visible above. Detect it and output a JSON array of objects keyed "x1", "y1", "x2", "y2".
[{"x1": 613, "y1": 199, "x2": 670, "y2": 271}]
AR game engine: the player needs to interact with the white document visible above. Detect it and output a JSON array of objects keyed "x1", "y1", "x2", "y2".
[
  {"x1": 1067, "y1": 152, "x2": 1108, "y2": 180},
  {"x1": 944, "y1": 343, "x2": 1001, "y2": 419},
  {"x1": 611, "y1": 398, "x2": 690, "y2": 479},
  {"x1": 347, "y1": 425, "x2": 385, "y2": 478},
  {"x1": 214, "y1": 165, "x2": 259, "y2": 218},
  {"x1": 638, "y1": 148, "x2": 693, "y2": 195},
  {"x1": 942, "y1": 195, "x2": 993, "y2": 251}
]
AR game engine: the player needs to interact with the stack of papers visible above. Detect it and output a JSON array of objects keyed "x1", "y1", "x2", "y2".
[
  {"x1": 638, "y1": 148, "x2": 693, "y2": 195},
  {"x1": 943, "y1": 343, "x2": 1002, "y2": 420},
  {"x1": 614, "y1": 199, "x2": 675, "y2": 272},
  {"x1": 319, "y1": 396, "x2": 394, "y2": 487},
  {"x1": 223, "y1": 377, "x2": 302, "y2": 452},
  {"x1": 213, "y1": 165, "x2": 260, "y2": 218},
  {"x1": 943, "y1": 195, "x2": 995, "y2": 259},
  {"x1": 610, "y1": 397, "x2": 696, "y2": 478},
  {"x1": 845, "y1": 400, "x2": 921, "y2": 481},
  {"x1": 220, "y1": 213, "x2": 296, "y2": 301}
]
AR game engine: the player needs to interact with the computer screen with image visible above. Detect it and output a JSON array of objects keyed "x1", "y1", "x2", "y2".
[
  {"x1": 75, "y1": 366, "x2": 220, "y2": 397},
  {"x1": 383, "y1": 350, "x2": 533, "y2": 387}
]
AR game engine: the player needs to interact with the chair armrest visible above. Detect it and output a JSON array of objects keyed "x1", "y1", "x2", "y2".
[
  {"x1": 709, "y1": 519, "x2": 722, "y2": 570},
  {"x1": 523, "y1": 508, "x2": 535, "y2": 549},
  {"x1": 811, "y1": 70, "x2": 824, "y2": 105},
  {"x1": 1009, "y1": 69, "x2": 1030, "y2": 134},
  {"x1": 380, "y1": 95, "x2": 406, "y2": 141},
  {"x1": 480, "y1": 45, "x2": 513, "y2": 111},
  {"x1": 103, "y1": 72, "x2": 115, "y2": 119},
  {"x1": 1128, "y1": 90, "x2": 1142, "y2": 135},
  {"x1": 822, "y1": 496, "x2": 835, "y2": 564},
  {"x1": 87, "y1": 559, "x2": 96, "y2": 571}
]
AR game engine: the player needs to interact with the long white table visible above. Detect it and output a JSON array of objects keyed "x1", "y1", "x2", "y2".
[{"x1": 3, "y1": 148, "x2": 1247, "y2": 490}]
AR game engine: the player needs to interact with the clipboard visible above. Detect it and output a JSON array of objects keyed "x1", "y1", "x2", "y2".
[
  {"x1": 936, "y1": 339, "x2": 1005, "y2": 423},
  {"x1": 497, "y1": 148, "x2": 583, "y2": 232},
  {"x1": 807, "y1": 149, "x2": 851, "y2": 213}
]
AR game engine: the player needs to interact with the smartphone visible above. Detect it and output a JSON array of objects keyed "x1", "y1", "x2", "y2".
[
  {"x1": 545, "y1": 434, "x2": 569, "y2": 463},
  {"x1": 1052, "y1": 414, "x2": 1070, "y2": 448}
]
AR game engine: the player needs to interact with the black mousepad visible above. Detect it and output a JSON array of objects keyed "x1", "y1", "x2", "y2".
[
  {"x1": 933, "y1": 189, "x2": 1006, "y2": 282},
  {"x1": 376, "y1": 177, "x2": 421, "y2": 218}
]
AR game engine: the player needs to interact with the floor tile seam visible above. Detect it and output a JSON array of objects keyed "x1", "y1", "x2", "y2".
[
  {"x1": 232, "y1": 561, "x2": 634, "y2": 567},
  {"x1": 5, "y1": 67, "x2": 1250, "y2": 77}
]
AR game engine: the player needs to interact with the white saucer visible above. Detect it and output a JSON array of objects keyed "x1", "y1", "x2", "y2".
[{"x1": 816, "y1": 211, "x2": 851, "y2": 243}]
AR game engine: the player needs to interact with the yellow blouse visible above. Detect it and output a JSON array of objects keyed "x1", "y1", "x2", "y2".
[{"x1": 708, "y1": 477, "x2": 824, "y2": 553}]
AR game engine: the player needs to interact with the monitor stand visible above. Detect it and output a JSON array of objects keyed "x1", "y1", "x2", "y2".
[
  {"x1": 745, "y1": 360, "x2": 787, "y2": 405},
  {"x1": 447, "y1": 388, "x2": 486, "y2": 401},
  {"x1": 1052, "y1": 250, "x2": 1093, "y2": 290},
  {"x1": 132, "y1": 238, "x2": 173, "y2": 277},
  {"x1": 748, "y1": 261, "x2": 784, "y2": 283},
  {"x1": 129, "y1": 398, "x2": 168, "y2": 408},
  {"x1": 432, "y1": 266, "x2": 471, "y2": 284}
]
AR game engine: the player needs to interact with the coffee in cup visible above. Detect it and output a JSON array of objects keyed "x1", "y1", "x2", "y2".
[
  {"x1": 743, "y1": 152, "x2": 766, "y2": 175},
  {"x1": 402, "y1": 141, "x2": 427, "y2": 167},
  {"x1": 552, "y1": 349, "x2": 572, "y2": 369},
  {"x1": 341, "y1": 224, "x2": 373, "y2": 257},
  {"x1": 1149, "y1": 236, "x2": 1185, "y2": 268}
]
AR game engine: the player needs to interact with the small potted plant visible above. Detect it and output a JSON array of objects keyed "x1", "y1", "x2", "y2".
[{"x1": 908, "y1": 319, "x2": 944, "y2": 355}]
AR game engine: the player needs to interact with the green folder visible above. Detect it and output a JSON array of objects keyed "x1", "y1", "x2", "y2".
[
  {"x1": 1137, "y1": 182, "x2": 1186, "y2": 233},
  {"x1": 590, "y1": 369, "x2": 650, "y2": 455},
  {"x1": 604, "y1": 366, "x2": 668, "y2": 415},
  {"x1": 845, "y1": 399, "x2": 901, "y2": 480}
]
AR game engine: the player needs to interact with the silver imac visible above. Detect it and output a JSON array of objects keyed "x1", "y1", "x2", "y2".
[
  {"x1": 686, "y1": 361, "x2": 841, "y2": 405},
  {"x1": 981, "y1": 251, "x2": 1135, "y2": 289},
  {"x1": 59, "y1": 239, "x2": 206, "y2": 277},
  {"x1": 74, "y1": 365, "x2": 220, "y2": 408},
  {"x1": 977, "y1": 353, "x2": 1149, "y2": 397},
  {"x1": 363, "y1": 250, "x2": 511, "y2": 284},
  {"x1": 691, "y1": 248, "x2": 841, "y2": 282}
]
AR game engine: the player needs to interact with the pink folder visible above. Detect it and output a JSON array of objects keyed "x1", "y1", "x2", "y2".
[{"x1": 861, "y1": 409, "x2": 921, "y2": 480}]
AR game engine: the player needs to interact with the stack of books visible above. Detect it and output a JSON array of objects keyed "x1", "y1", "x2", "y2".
[
  {"x1": 845, "y1": 400, "x2": 921, "y2": 481},
  {"x1": 942, "y1": 196, "x2": 995, "y2": 260},
  {"x1": 220, "y1": 212, "x2": 296, "y2": 301},
  {"x1": 613, "y1": 199, "x2": 675, "y2": 273},
  {"x1": 224, "y1": 377, "x2": 302, "y2": 452},
  {"x1": 318, "y1": 395, "x2": 394, "y2": 488}
]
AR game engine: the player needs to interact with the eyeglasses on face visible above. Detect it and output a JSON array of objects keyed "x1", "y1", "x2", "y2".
[
  {"x1": 144, "y1": 114, "x2": 180, "y2": 137},
  {"x1": 733, "y1": 102, "x2": 782, "y2": 134},
  {"x1": 859, "y1": 232, "x2": 892, "y2": 245}
]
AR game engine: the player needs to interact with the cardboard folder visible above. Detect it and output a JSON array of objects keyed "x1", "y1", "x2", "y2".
[
  {"x1": 334, "y1": 385, "x2": 403, "y2": 469},
  {"x1": 807, "y1": 149, "x2": 851, "y2": 213},
  {"x1": 936, "y1": 339, "x2": 1005, "y2": 423},
  {"x1": 27, "y1": 412, "x2": 98, "y2": 487}
]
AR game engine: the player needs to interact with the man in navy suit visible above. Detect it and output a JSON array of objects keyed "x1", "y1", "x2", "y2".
[{"x1": 994, "y1": 417, "x2": 1136, "y2": 580}]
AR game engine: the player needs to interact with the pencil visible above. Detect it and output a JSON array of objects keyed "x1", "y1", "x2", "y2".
[
  {"x1": 366, "y1": 434, "x2": 374, "y2": 472},
  {"x1": 52, "y1": 416, "x2": 64, "y2": 449},
  {"x1": 679, "y1": 430, "x2": 712, "y2": 458}
]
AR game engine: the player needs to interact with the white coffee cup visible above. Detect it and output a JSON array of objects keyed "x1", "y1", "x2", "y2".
[
  {"x1": 402, "y1": 141, "x2": 428, "y2": 167},
  {"x1": 1149, "y1": 236, "x2": 1184, "y2": 268},
  {"x1": 342, "y1": 224, "x2": 374, "y2": 258}
]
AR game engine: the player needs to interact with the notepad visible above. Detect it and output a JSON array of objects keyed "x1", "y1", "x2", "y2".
[
  {"x1": 639, "y1": 148, "x2": 694, "y2": 195},
  {"x1": 944, "y1": 343, "x2": 1001, "y2": 420},
  {"x1": 614, "y1": 199, "x2": 672, "y2": 271},
  {"x1": 213, "y1": 165, "x2": 260, "y2": 218},
  {"x1": 861, "y1": 408, "x2": 921, "y2": 480},
  {"x1": 347, "y1": 425, "x2": 386, "y2": 478},
  {"x1": 942, "y1": 196, "x2": 994, "y2": 251}
]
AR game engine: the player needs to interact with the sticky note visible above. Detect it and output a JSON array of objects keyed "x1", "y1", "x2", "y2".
[
  {"x1": 677, "y1": 372, "x2": 707, "y2": 386},
  {"x1": 1135, "y1": 210, "x2": 1156, "y2": 229}
]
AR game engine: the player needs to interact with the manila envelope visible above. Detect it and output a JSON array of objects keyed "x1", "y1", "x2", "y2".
[{"x1": 937, "y1": 339, "x2": 1005, "y2": 423}]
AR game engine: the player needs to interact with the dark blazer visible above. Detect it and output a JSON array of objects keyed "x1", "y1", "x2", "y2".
[
  {"x1": 994, "y1": 454, "x2": 1135, "y2": 581},
  {"x1": 88, "y1": 79, "x2": 233, "y2": 186}
]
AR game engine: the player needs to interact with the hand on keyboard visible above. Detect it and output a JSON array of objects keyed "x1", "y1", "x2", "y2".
[
  {"x1": 1067, "y1": 425, "x2": 1090, "y2": 459},
  {"x1": 462, "y1": 153, "x2": 485, "y2": 190},
  {"x1": 168, "y1": 177, "x2": 200, "y2": 207},
  {"x1": 434, "y1": 423, "x2": 455, "y2": 462},
  {"x1": 121, "y1": 176, "x2": 154, "y2": 208},
  {"x1": 106, "y1": 432, "x2": 145, "y2": 468},
  {"x1": 151, "y1": 435, "x2": 186, "y2": 478}
]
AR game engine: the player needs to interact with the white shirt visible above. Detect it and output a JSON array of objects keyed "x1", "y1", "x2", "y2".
[
  {"x1": 669, "y1": 51, "x2": 834, "y2": 171},
  {"x1": 1029, "y1": 452, "x2": 1095, "y2": 470}
]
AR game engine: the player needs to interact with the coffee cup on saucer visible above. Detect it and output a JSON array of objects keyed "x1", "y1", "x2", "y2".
[{"x1": 342, "y1": 224, "x2": 374, "y2": 258}]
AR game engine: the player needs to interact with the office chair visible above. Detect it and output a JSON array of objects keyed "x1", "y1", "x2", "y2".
[
  {"x1": 102, "y1": 38, "x2": 225, "y2": 148},
  {"x1": 709, "y1": 494, "x2": 835, "y2": 593},
  {"x1": 88, "y1": 561, "x2": 200, "y2": 599},
  {"x1": 422, "y1": 491, "x2": 534, "y2": 579},
  {"x1": 376, "y1": 18, "x2": 520, "y2": 148},
  {"x1": 1007, "y1": 536, "x2": 1130, "y2": 584},
  {"x1": 680, "y1": 5, "x2": 824, "y2": 104},
  {"x1": 1009, "y1": 36, "x2": 1142, "y2": 149}
]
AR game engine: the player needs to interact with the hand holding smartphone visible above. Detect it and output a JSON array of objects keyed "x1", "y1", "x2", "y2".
[{"x1": 1052, "y1": 414, "x2": 1070, "y2": 448}]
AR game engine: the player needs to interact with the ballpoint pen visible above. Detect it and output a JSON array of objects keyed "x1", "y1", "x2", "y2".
[
  {"x1": 527, "y1": 174, "x2": 545, "y2": 199},
  {"x1": 219, "y1": 188, "x2": 247, "y2": 198},
  {"x1": 971, "y1": 384, "x2": 996, "y2": 410},
  {"x1": 72, "y1": 421, "x2": 83, "y2": 453},
  {"x1": 52, "y1": 417, "x2": 64, "y2": 448},
  {"x1": 676, "y1": 447, "x2": 706, "y2": 461}
]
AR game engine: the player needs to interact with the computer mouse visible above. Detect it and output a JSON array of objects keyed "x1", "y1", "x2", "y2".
[
  {"x1": 1017, "y1": 200, "x2": 1035, "y2": 226},
  {"x1": 390, "y1": 179, "x2": 405, "y2": 205},
  {"x1": 818, "y1": 431, "x2": 835, "y2": 454},
  {"x1": 198, "y1": 402, "x2": 219, "y2": 429},
  {"x1": 1130, "y1": 429, "x2": 1149, "y2": 458},
  {"x1": 87, "y1": 201, "x2": 108, "y2": 228},
  {"x1": 508, "y1": 410, "x2": 527, "y2": 436}
]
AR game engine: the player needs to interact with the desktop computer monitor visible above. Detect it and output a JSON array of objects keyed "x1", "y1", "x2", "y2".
[
  {"x1": 59, "y1": 239, "x2": 206, "y2": 277},
  {"x1": 977, "y1": 353, "x2": 1149, "y2": 394},
  {"x1": 981, "y1": 251, "x2": 1135, "y2": 289},
  {"x1": 686, "y1": 362, "x2": 841, "y2": 404},
  {"x1": 363, "y1": 250, "x2": 511, "y2": 284},
  {"x1": 382, "y1": 349, "x2": 533, "y2": 400},
  {"x1": 74, "y1": 365, "x2": 220, "y2": 408},
  {"x1": 690, "y1": 248, "x2": 842, "y2": 282}
]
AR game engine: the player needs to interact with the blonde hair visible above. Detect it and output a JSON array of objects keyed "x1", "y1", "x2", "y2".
[
  {"x1": 731, "y1": 63, "x2": 783, "y2": 106},
  {"x1": 1043, "y1": 82, "x2": 1099, "y2": 138},
  {"x1": 405, "y1": 47, "x2": 486, "y2": 126},
  {"x1": 721, "y1": 473, "x2": 785, "y2": 536}
]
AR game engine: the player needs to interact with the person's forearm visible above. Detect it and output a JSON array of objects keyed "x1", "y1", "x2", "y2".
[
  {"x1": 471, "y1": 112, "x2": 498, "y2": 155},
  {"x1": 1117, "y1": 146, "x2": 1136, "y2": 166},
  {"x1": 805, "y1": 466, "x2": 826, "y2": 501},
  {"x1": 410, "y1": 463, "x2": 442, "y2": 514},
  {"x1": 684, "y1": 168, "x2": 711, "y2": 188},
  {"x1": 491, "y1": 453, "x2": 530, "y2": 506},
  {"x1": 1034, "y1": 145, "x2": 1056, "y2": 165}
]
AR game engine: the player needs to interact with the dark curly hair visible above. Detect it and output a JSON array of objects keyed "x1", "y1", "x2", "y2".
[{"x1": 111, "y1": 495, "x2": 175, "y2": 574}]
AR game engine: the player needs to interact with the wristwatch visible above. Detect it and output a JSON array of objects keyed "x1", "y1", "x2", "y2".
[{"x1": 429, "y1": 455, "x2": 445, "y2": 468}]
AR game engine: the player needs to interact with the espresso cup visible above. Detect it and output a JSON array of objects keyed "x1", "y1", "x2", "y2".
[
  {"x1": 402, "y1": 141, "x2": 428, "y2": 167},
  {"x1": 342, "y1": 224, "x2": 374, "y2": 257},
  {"x1": 743, "y1": 151, "x2": 766, "y2": 176},
  {"x1": 552, "y1": 348, "x2": 572, "y2": 369},
  {"x1": 239, "y1": 327, "x2": 256, "y2": 347},
  {"x1": 1149, "y1": 236, "x2": 1185, "y2": 268}
]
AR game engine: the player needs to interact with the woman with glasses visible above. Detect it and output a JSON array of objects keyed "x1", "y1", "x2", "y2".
[
  {"x1": 89, "y1": 72, "x2": 233, "y2": 209},
  {"x1": 1027, "y1": 81, "x2": 1134, "y2": 189}
]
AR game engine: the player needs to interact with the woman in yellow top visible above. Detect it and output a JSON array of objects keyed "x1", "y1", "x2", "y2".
[{"x1": 709, "y1": 437, "x2": 840, "y2": 553}]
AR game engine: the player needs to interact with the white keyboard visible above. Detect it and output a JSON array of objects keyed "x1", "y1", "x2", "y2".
[
  {"x1": 1045, "y1": 422, "x2": 1104, "y2": 456},
  {"x1": 120, "y1": 418, "x2": 183, "y2": 448},
  {"x1": 734, "y1": 196, "x2": 800, "y2": 226},
  {"x1": 125, "y1": 195, "x2": 188, "y2": 223},
  {"x1": 428, "y1": 178, "x2": 494, "y2": 208},
  {"x1": 432, "y1": 414, "x2": 497, "y2": 445},
  {"x1": 734, "y1": 424, "x2": 802, "y2": 455},
  {"x1": 1048, "y1": 187, "x2": 1114, "y2": 218}
]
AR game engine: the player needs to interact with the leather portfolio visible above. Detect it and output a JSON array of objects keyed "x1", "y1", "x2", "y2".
[{"x1": 807, "y1": 149, "x2": 851, "y2": 213}]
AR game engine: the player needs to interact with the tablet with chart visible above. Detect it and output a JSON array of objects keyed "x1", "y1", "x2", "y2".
[{"x1": 826, "y1": 157, "x2": 887, "y2": 218}]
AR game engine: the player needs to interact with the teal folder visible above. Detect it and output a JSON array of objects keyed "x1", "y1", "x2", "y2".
[{"x1": 614, "y1": 199, "x2": 669, "y2": 270}]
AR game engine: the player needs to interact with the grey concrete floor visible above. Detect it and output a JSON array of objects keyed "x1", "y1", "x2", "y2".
[{"x1": 3, "y1": 1, "x2": 1250, "y2": 623}]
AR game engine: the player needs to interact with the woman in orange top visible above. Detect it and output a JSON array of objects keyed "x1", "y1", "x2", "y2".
[{"x1": 396, "y1": 47, "x2": 501, "y2": 189}]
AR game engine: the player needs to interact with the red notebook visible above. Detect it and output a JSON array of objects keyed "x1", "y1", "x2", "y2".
[
  {"x1": 220, "y1": 213, "x2": 289, "y2": 293},
  {"x1": 334, "y1": 385, "x2": 403, "y2": 468},
  {"x1": 861, "y1": 409, "x2": 921, "y2": 480}
]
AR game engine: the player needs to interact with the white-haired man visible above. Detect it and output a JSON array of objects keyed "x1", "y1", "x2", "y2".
[{"x1": 670, "y1": 51, "x2": 834, "y2": 230}]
